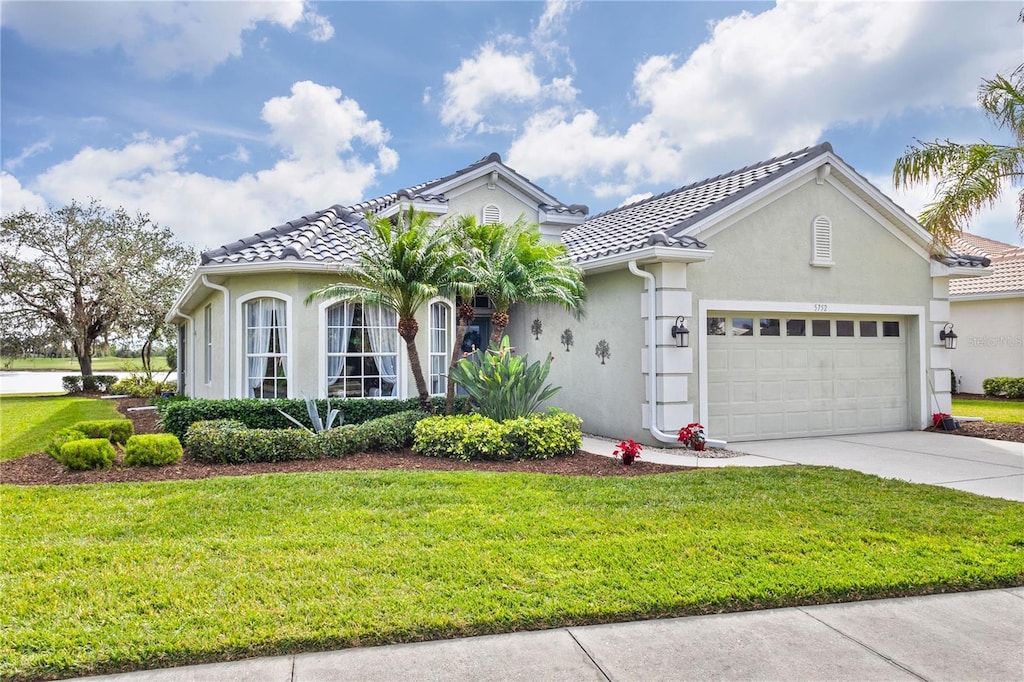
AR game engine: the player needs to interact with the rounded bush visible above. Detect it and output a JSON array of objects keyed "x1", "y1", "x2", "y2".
[
  {"x1": 413, "y1": 411, "x2": 582, "y2": 461},
  {"x1": 123, "y1": 434, "x2": 183, "y2": 466},
  {"x1": 62, "y1": 376, "x2": 82, "y2": 393},
  {"x1": 320, "y1": 425, "x2": 370, "y2": 458},
  {"x1": 45, "y1": 427, "x2": 88, "y2": 461},
  {"x1": 59, "y1": 438, "x2": 116, "y2": 471},
  {"x1": 982, "y1": 377, "x2": 1024, "y2": 399},
  {"x1": 73, "y1": 419, "x2": 134, "y2": 444}
]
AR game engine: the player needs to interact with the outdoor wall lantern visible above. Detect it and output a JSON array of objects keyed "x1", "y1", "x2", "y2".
[
  {"x1": 939, "y1": 323, "x2": 958, "y2": 350},
  {"x1": 671, "y1": 316, "x2": 690, "y2": 348}
]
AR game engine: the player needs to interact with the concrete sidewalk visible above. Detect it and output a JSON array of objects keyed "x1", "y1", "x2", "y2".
[{"x1": 83, "y1": 588, "x2": 1024, "y2": 681}]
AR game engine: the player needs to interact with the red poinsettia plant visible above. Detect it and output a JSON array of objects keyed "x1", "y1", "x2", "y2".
[
  {"x1": 613, "y1": 439, "x2": 643, "y2": 466},
  {"x1": 677, "y1": 422, "x2": 707, "y2": 451},
  {"x1": 932, "y1": 412, "x2": 951, "y2": 428}
]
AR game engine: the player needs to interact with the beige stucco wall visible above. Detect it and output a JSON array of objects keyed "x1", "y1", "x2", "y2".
[
  {"x1": 506, "y1": 269, "x2": 647, "y2": 441},
  {"x1": 950, "y1": 296, "x2": 1024, "y2": 393}
]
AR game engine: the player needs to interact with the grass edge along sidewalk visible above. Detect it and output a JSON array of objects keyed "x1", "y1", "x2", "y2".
[{"x1": 2, "y1": 466, "x2": 1022, "y2": 680}]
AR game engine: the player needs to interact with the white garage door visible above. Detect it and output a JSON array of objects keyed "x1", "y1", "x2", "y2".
[{"x1": 707, "y1": 314, "x2": 909, "y2": 441}]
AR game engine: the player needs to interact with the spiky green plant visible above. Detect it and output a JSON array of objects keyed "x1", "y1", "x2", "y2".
[{"x1": 448, "y1": 336, "x2": 561, "y2": 421}]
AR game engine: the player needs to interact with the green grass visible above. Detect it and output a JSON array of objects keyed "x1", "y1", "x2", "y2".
[
  {"x1": 0, "y1": 395, "x2": 122, "y2": 460},
  {"x1": 952, "y1": 398, "x2": 1024, "y2": 423},
  {"x1": 2, "y1": 467, "x2": 1022, "y2": 680},
  {"x1": 0, "y1": 356, "x2": 169, "y2": 372}
]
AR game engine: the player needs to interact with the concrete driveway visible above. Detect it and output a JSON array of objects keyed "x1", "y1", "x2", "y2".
[{"x1": 728, "y1": 431, "x2": 1024, "y2": 501}]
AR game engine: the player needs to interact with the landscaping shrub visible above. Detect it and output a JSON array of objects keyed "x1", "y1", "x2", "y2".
[
  {"x1": 184, "y1": 420, "x2": 318, "y2": 464},
  {"x1": 950, "y1": 369, "x2": 958, "y2": 395},
  {"x1": 111, "y1": 375, "x2": 161, "y2": 398},
  {"x1": 73, "y1": 419, "x2": 134, "y2": 444},
  {"x1": 982, "y1": 377, "x2": 1024, "y2": 399},
  {"x1": 58, "y1": 438, "x2": 116, "y2": 470},
  {"x1": 45, "y1": 427, "x2": 88, "y2": 460},
  {"x1": 413, "y1": 411, "x2": 582, "y2": 461},
  {"x1": 161, "y1": 396, "x2": 468, "y2": 439},
  {"x1": 62, "y1": 376, "x2": 82, "y2": 393},
  {"x1": 358, "y1": 410, "x2": 427, "y2": 451},
  {"x1": 448, "y1": 337, "x2": 560, "y2": 421},
  {"x1": 123, "y1": 434, "x2": 183, "y2": 467},
  {"x1": 319, "y1": 424, "x2": 370, "y2": 458}
]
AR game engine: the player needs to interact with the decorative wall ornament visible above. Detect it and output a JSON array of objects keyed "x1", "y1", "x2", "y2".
[
  {"x1": 595, "y1": 339, "x2": 611, "y2": 365},
  {"x1": 531, "y1": 318, "x2": 543, "y2": 340},
  {"x1": 560, "y1": 328, "x2": 574, "y2": 352}
]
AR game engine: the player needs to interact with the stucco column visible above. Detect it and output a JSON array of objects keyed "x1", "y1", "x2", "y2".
[
  {"x1": 930, "y1": 277, "x2": 954, "y2": 415},
  {"x1": 640, "y1": 261, "x2": 695, "y2": 434}
]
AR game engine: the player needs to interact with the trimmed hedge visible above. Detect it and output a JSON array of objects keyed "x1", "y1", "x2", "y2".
[
  {"x1": 62, "y1": 375, "x2": 118, "y2": 393},
  {"x1": 413, "y1": 411, "x2": 582, "y2": 462},
  {"x1": 123, "y1": 434, "x2": 184, "y2": 467},
  {"x1": 160, "y1": 396, "x2": 468, "y2": 439},
  {"x1": 982, "y1": 377, "x2": 1024, "y2": 399},
  {"x1": 45, "y1": 427, "x2": 88, "y2": 460},
  {"x1": 58, "y1": 438, "x2": 116, "y2": 470},
  {"x1": 184, "y1": 410, "x2": 429, "y2": 464},
  {"x1": 73, "y1": 419, "x2": 134, "y2": 444}
]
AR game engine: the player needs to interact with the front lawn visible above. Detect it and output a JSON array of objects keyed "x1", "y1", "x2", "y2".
[
  {"x1": 2, "y1": 467, "x2": 1022, "y2": 680},
  {"x1": 0, "y1": 395, "x2": 122, "y2": 460},
  {"x1": 0, "y1": 356, "x2": 169, "y2": 372},
  {"x1": 953, "y1": 398, "x2": 1024, "y2": 424}
]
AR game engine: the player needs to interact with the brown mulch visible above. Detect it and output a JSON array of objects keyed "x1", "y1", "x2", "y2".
[
  {"x1": 0, "y1": 397, "x2": 688, "y2": 486},
  {"x1": 927, "y1": 421, "x2": 1024, "y2": 443}
]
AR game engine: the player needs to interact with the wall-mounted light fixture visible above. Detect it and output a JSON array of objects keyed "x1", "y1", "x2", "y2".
[
  {"x1": 671, "y1": 316, "x2": 690, "y2": 348},
  {"x1": 939, "y1": 323, "x2": 958, "y2": 350}
]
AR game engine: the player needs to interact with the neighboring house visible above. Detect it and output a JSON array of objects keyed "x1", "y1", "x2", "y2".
[
  {"x1": 947, "y1": 234, "x2": 1023, "y2": 394},
  {"x1": 167, "y1": 142, "x2": 990, "y2": 445}
]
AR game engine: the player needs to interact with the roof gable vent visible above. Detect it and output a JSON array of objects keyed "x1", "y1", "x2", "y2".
[
  {"x1": 482, "y1": 204, "x2": 501, "y2": 225},
  {"x1": 811, "y1": 215, "x2": 834, "y2": 267}
]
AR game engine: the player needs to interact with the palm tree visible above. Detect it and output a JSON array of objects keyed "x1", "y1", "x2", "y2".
[
  {"x1": 893, "y1": 64, "x2": 1024, "y2": 245},
  {"x1": 442, "y1": 216, "x2": 585, "y2": 413},
  {"x1": 307, "y1": 208, "x2": 472, "y2": 411}
]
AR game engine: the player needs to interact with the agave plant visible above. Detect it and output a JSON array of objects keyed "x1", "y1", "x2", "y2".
[
  {"x1": 276, "y1": 395, "x2": 343, "y2": 434},
  {"x1": 448, "y1": 336, "x2": 561, "y2": 421}
]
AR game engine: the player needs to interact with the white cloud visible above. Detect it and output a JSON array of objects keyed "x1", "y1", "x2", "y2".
[
  {"x1": 532, "y1": 0, "x2": 578, "y2": 66},
  {"x1": 11, "y1": 82, "x2": 396, "y2": 249},
  {"x1": 3, "y1": 138, "x2": 52, "y2": 170},
  {"x1": 0, "y1": 172, "x2": 47, "y2": 215},
  {"x1": 0, "y1": 1, "x2": 334, "y2": 78},
  {"x1": 507, "y1": 1, "x2": 1020, "y2": 197},
  {"x1": 440, "y1": 45, "x2": 544, "y2": 136},
  {"x1": 221, "y1": 145, "x2": 252, "y2": 164}
]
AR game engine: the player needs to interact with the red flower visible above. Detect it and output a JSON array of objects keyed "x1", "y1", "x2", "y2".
[
  {"x1": 677, "y1": 422, "x2": 707, "y2": 450},
  {"x1": 613, "y1": 439, "x2": 642, "y2": 466}
]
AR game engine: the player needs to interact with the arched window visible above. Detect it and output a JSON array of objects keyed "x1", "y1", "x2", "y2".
[
  {"x1": 326, "y1": 302, "x2": 399, "y2": 398},
  {"x1": 429, "y1": 301, "x2": 451, "y2": 395},
  {"x1": 482, "y1": 204, "x2": 501, "y2": 225},
  {"x1": 811, "y1": 215, "x2": 833, "y2": 266},
  {"x1": 244, "y1": 297, "x2": 288, "y2": 399}
]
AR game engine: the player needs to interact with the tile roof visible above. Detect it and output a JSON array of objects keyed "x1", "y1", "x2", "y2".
[
  {"x1": 947, "y1": 233, "x2": 1024, "y2": 296},
  {"x1": 201, "y1": 153, "x2": 585, "y2": 266},
  {"x1": 562, "y1": 143, "x2": 833, "y2": 263}
]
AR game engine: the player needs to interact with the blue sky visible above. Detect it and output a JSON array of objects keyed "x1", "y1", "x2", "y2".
[{"x1": 2, "y1": 1, "x2": 1021, "y2": 250}]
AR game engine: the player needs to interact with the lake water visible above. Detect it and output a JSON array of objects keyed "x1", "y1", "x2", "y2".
[{"x1": 0, "y1": 371, "x2": 136, "y2": 395}]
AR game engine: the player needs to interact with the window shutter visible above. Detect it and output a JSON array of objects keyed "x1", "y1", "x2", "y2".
[
  {"x1": 482, "y1": 204, "x2": 501, "y2": 225},
  {"x1": 811, "y1": 215, "x2": 833, "y2": 266}
]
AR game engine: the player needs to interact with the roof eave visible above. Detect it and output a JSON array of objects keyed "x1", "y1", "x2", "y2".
[
  {"x1": 930, "y1": 261, "x2": 995, "y2": 279},
  {"x1": 578, "y1": 245, "x2": 714, "y2": 275}
]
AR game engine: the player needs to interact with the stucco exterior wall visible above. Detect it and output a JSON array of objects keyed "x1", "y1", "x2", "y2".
[
  {"x1": 950, "y1": 296, "x2": 1024, "y2": 393},
  {"x1": 446, "y1": 179, "x2": 538, "y2": 226},
  {"x1": 506, "y1": 269, "x2": 647, "y2": 441}
]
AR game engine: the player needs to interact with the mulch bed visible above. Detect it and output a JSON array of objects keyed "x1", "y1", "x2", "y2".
[
  {"x1": 0, "y1": 398, "x2": 687, "y2": 486},
  {"x1": 926, "y1": 421, "x2": 1024, "y2": 443}
]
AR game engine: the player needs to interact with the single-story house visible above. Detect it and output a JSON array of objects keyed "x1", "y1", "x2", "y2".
[
  {"x1": 167, "y1": 142, "x2": 991, "y2": 445},
  {"x1": 947, "y1": 233, "x2": 1023, "y2": 394}
]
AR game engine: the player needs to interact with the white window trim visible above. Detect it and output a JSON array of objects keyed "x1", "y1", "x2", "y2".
[
  {"x1": 810, "y1": 215, "x2": 834, "y2": 267},
  {"x1": 236, "y1": 291, "x2": 294, "y2": 399},
  {"x1": 427, "y1": 297, "x2": 455, "y2": 396},
  {"x1": 317, "y1": 298, "x2": 408, "y2": 399},
  {"x1": 697, "y1": 299, "x2": 927, "y2": 441}
]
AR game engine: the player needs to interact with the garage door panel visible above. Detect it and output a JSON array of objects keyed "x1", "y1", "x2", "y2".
[{"x1": 708, "y1": 312, "x2": 909, "y2": 441}]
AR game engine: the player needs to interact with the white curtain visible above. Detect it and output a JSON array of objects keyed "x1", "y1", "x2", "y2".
[
  {"x1": 246, "y1": 298, "x2": 286, "y2": 397},
  {"x1": 326, "y1": 302, "x2": 354, "y2": 388},
  {"x1": 365, "y1": 304, "x2": 398, "y2": 396}
]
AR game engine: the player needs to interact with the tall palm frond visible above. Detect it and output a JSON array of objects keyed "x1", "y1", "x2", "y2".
[{"x1": 893, "y1": 64, "x2": 1024, "y2": 244}]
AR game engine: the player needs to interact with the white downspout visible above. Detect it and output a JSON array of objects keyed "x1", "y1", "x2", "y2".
[
  {"x1": 178, "y1": 312, "x2": 195, "y2": 398},
  {"x1": 627, "y1": 260, "x2": 684, "y2": 444},
  {"x1": 201, "y1": 275, "x2": 231, "y2": 399}
]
